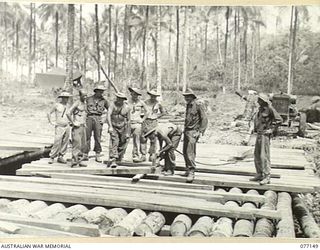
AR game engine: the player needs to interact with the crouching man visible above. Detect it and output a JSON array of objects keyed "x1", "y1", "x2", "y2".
[
  {"x1": 67, "y1": 89, "x2": 88, "y2": 168},
  {"x1": 250, "y1": 93, "x2": 282, "y2": 185},
  {"x1": 107, "y1": 92, "x2": 131, "y2": 168},
  {"x1": 143, "y1": 123, "x2": 182, "y2": 176}
]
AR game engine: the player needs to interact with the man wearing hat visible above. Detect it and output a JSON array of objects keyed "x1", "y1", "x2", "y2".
[
  {"x1": 72, "y1": 71, "x2": 83, "y2": 88},
  {"x1": 47, "y1": 91, "x2": 72, "y2": 164},
  {"x1": 67, "y1": 89, "x2": 88, "y2": 167},
  {"x1": 127, "y1": 87, "x2": 148, "y2": 162},
  {"x1": 251, "y1": 93, "x2": 282, "y2": 185},
  {"x1": 143, "y1": 123, "x2": 182, "y2": 176},
  {"x1": 182, "y1": 88, "x2": 208, "y2": 183},
  {"x1": 107, "y1": 92, "x2": 131, "y2": 168},
  {"x1": 83, "y1": 84, "x2": 109, "y2": 162},
  {"x1": 141, "y1": 89, "x2": 165, "y2": 162}
]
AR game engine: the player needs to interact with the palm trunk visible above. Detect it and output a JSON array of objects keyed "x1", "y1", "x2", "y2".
[
  {"x1": 141, "y1": 6, "x2": 149, "y2": 89},
  {"x1": 175, "y1": 6, "x2": 180, "y2": 91},
  {"x1": 33, "y1": 4, "x2": 36, "y2": 78},
  {"x1": 243, "y1": 13, "x2": 248, "y2": 87},
  {"x1": 156, "y1": 6, "x2": 162, "y2": 95},
  {"x1": 108, "y1": 5, "x2": 112, "y2": 76},
  {"x1": 15, "y1": 22, "x2": 19, "y2": 80},
  {"x1": 287, "y1": 6, "x2": 294, "y2": 94},
  {"x1": 251, "y1": 30, "x2": 255, "y2": 81},
  {"x1": 28, "y1": 3, "x2": 33, "y2": 85},
  {"x1": 95, "y1": 4, "x2": 101, "y2": 82},
  {"x1": 122, "y1": 5, "x2": 128, "y2": 73},
  {"x1": 232, "y1": 9, "x2": 237, "y2": 89},
  {"x1": 204, "y1": 21, "x2": 208, "y2": 65},
  {"x1": 223, "y1": 7, "x2": 230, "y2": 92},
  {"x1": 80, "y1": 5, "x2": 83, "y2": 73},
  {"x1": 65, "y1": 4, "x2": 75, "y2": 91},
  {"x1": 4, "y1": 3, "x2": 8, "y2": 78},
  {"x1": 168, "y1": 10, "x2": 172, "y2": 62},
  {"x1": 237, "y1": 9, "x2": 241, "y2": 91},
  {"x1": 216, "y1": 25, "x2": 222, "y2": 65},
  {"x1": 113, "y1": 6, "x2": 119, "y2": 81},
  {"x1": 182, "y1": 7, "x2": 188, "y2": 92},
  {"x1": 55, "y1": 11, "x2": 59, "y2": 67}
]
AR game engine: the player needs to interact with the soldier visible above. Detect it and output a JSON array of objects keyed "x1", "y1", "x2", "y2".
[
  {"x1": 142, "y1": 89, "x2": 165, "y2": 162},
  {"x1": 250, "y1": 93, "x2": 283, "y2": 185},
  {"x1": 47, "y1": 91, "x2": 72, "y2": 164},
  {"x1": 83, "y1": 84, "x2": 109, "y2": 162},
  {"x1": 67, "y1": 89, "x2": 88, "y2": 168},
  {"x1": 127, "y1": 87, "x2": 148, "y2": 162},
  {"x1": 182, "y1": 88, "x2": 208, "y2": 183},
  {"x1": 143, "y1": 123, "x2": 182, "y2": 176},
  {"x1": 107, "y1": 92, "x2": 131, "y2": 168}
]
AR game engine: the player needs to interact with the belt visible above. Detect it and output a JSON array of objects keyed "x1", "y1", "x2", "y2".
[{"x1": 87, "y1": 114, "x2": 102, "y2": 117}]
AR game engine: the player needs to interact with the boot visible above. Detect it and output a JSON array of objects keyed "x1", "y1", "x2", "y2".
[
  {"x1": 149, "y1": 154, "x2": 156, "y2": 162},
  {"x1": 48, "y1": 157, "x2": 54, "y2": 164},
  {"x1": 57, "y1": 156, "x2": 67, "y2": 164},
  {"x1": 140, "y1": 154, "x2": 147, "y2": 162},
  {"x1": 182, "y1": 169, "x2": 190, "y2": 177},
  {"x1": 110, "y1": 159, "x2": 118, "y2": 169},
  {"x1": 95, "y1": 153, "x2": 102, "y2": 163},
  {"x1": 249, "y1": 174, "x2": 263, "y2": 182},
  {"x1": 82, "y1": 154, "x2": 89, "y2": 161},
  {"x1": 259, "y1": 175, "x2": 271, "y2": 185},
  {"x1": 79, "y1": 161, "x2": 87, "y2": 167},
  {"x1": 71, "y1": 161, "x2": 79, "y2": 168},
  {"x1": 133, "y1": 156, "x2": 140, "y2": 163},
  {"x1": 162, "y1": 170, "x2": 174, "y2": 176},
  {"x1": 186, "y1": 170, "x2": 195, "y2": 183}
]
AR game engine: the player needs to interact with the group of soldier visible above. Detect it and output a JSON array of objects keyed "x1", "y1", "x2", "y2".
[{"x1": 47, "y1": 77, "x2": 283, "y2": 185}]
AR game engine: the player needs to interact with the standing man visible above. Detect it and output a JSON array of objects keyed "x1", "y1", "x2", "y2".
[
  {"x1": 67, "y1": 89, "x2": 88, "y2": 167},
  {"x1": 143, "y1": 123, "x2": 182, "y2": 176},
  {"x1": 84, "y1": 84, "x2": 109, "y2": 162},
  {"x1": 182, "y1": 88, "x2": 208, "y2": 183},
  {"x1": 47, "y1": 91, "x2": 72, "y2": 164},
  {"x1": 250, "y1": 93, "x2": 282, "y2": 185},
  {"x1": 107, "y1": 92, "x2": 131, "y2": 168},
  {"x1": 142, "y1": 89, "x2": 165, "y2": 162},
  {"x1": 127, "y1": 87, "x2": 148, "y2": 162}
]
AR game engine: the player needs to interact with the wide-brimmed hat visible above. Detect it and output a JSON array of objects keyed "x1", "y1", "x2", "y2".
[
  {"x1": 143, "y1": 127, "x2": 157, "y2": 138},
  {"x1": 94, "y1": 84, "x2": 107, "y2": 91},
  {"x1": 248, "y1": 90, "x2": 257, "y2": 95},
  {"x1": 182, "y1": 88, "x2": 197, "y2": 98},
  {"x1": 311, "y1": 96, "x2": 320, "y2": 104},
  {"x1": 147, "y1": 89, "x2": 160, "y2": 96},
  {"x1": 128, "y1": 87, "x2": 142, "y2": 96},
  {"x1": 115, "y1": 92, "x2": 127, "y2": 100},
  {"x1": 58, "y1": 91, "x2": 72, "y2": 98},
  {"x1": 258, "y1": 93, "x2": 271, "y2": 104},
  {"x1": 73, "y1": 71, "x2": 82, "y2": 81}
]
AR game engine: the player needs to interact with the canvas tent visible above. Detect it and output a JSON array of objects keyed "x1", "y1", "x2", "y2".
[{"x1": 35, "y1": 68, "x2": 66, "y2": 90}]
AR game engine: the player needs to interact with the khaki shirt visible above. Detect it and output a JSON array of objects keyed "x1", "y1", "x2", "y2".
[
  {"x1": 254, "y1": 105, "x2": 283, "y2": 134},
  {"x1": 69, "y1": 100, "x2": 87, "y2": 127},
  {"x1": 128, "y1": 99, "x2": 146, "y2": 124},
  {"x1": 54, "y1": 103, "x2": 69, "y2": 127},
  {"x1": 184, "y1": 99, "x2": 208, "y2": 133},
  {"x1": 110, "y1": 102, "x2": 130, "y2": 129},
  {"x1": 145, "y1": 99, "x2": 164, "y2": 120},
  {"x1": 86, "y1": 95, "x2": 109, "y2": 116}
]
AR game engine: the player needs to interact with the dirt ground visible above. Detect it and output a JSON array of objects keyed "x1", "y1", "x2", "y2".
[{"x1": 0, "y1": 87, "x2": 319, "y2": 226}]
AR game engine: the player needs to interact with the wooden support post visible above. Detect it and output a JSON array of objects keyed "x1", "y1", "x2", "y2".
[
  {"x1": 72, "y1": 207, "x2": 108, "y2": 224},
  {"x1": 99, "y1": 208, "x2": 128, "y2": 234},
  {"x1": 254, "y1": 190, "x2": 277, "y2": 237},
  {"x1": 292, "y1": 194, "x2": 320, "y2": 238},
  {"x1": 135, "y1": 212, "x2": 166, "y2": 236},
  {"x1": 170, "y1": 214, "x2": 192, "y2": 236},
  {"x1": 187, "y1": 216, "x2": 214, "y2": 237},
  {"x1": 31, "y1": 203, "x2": 66, "y2": 220},
  {"x1": 109, "y1": 209, "x2": 147, "y2": 236},
  {"x1": 52, "y1": 204, "x2": 88, "y2": 222},
  {"x1": 276, "y1": 192, "x2": 295, "y2": 238},
  {"x1": 0, "y1": 221, "x2": 21, "y2": 234}
]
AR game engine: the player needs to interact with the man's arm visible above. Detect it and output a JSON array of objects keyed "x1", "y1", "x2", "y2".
[
  {"x1": 141, "y1": 100, "x2": 149, "y2": 123},
  {"x1": 157, "y1": 103, "x2": 165, "y2": 118},
  {"x1": 107, "y1": 103, "x2": 114, "y2": 133},
  {"x1": 158, "y1": 130, "x2": 173, "y2": 155},
  {"x1": 125, "y1": 106, "x2": 131, "y2": 137},
  {"x1": 198, "y1": 102, "x2": 208, "y2": 135},
  {"x1": 66, "y1": 101, "x2": 79, "y2": 126},
  {"x1": 47, "y1": 104, "x2": 57, "y2": 125}
]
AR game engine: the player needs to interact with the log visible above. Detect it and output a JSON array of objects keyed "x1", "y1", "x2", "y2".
[
  {"x1": 292, "y1": 194, "x2": 320, "y2": 238},
  {"x1": 72, "y1": 206, "x2": 108, "y2": 224},
  {"x1": 233, "y1": 202, "x2": 255, "y2": 237},
  {"x1": 254, "y1": 190, "x2": 277, "y2": 237},
  {"x1": 132, "y1": 174, "x2": 146, "y2": 182},
  {"x1": 276, "y1": 192, "x2": 295, "y2": 238},
  {"x1": 246, "y1": 190, "x2": 260, "y2": 207},
  {"x1": 0, "y1": 221, "x2": 21, "y2": 234},
  {"x1": 158, "y1": 225, "x2": 171, "y2": 236},
  {"x1": 109, "y1": 209, "x2": 147, "y2": 237},
  {"x1": 99, "y1": 208, "x2": 128, "y2": 234},
  {"x1": 5, "y1": 199, "x2": 30, "y2": 215},
  {"x1": 0, "y1": 198, "x2": 11, "y2": 210},
  {"x1": 170, "y1": 214, "x2": 192, "y2": 236},
  {"x1": 210, "y1": 217, "x2": 233, "y2": 237},
  {"x1": 52, "y1": 204, "x2": 88, "y2": 222},
  {"x1": 229, "y1": 187, "x2": 243, "y2": 205},
  {"x1": 31, "y1": 203, "x2": 66, "y2": 220},
  {"x1": 135, "y1": 212, "x2": 166, "y2": 236},
  {"x1": 18, "y1": 200, "x2": 48, "y2": 217},
  {"x1": 0, "y1": 212, "x2": 100, "y2": 237},
  {"x1": 187, "y1": 216, "x2": 213, "y2": 237}
]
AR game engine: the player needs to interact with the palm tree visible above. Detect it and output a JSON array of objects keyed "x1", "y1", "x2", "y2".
[
  {"x1": 65, "y1": 4, "x2": 75, "y2": 91},
  {"x1": 141, "y1": 6, "x2": 149, "y2": 89},
  {"x1": 114, "y1": 6, "x2": 119, "y2": 81},
  {"x1": 39, "y1": 4, "x2": 67, "y2": 68},
  {"x1": 182, "y1": 6, "x2": 189, "y2": 92},
  {"x1": 175, "y1": 6, "x2": 180, "y2": 90},
  {"x1": 156, "y1": 6, "x2": 162, "y2": 95},
  {"x1": 223, "y1": 7, "x2": 230, "y2": 91},
  {"x1": 95, "y1": 4, "x2": 101, "y2": 82}
]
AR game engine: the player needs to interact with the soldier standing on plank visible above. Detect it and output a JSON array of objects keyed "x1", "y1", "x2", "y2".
[
  {"x1": 107, "y1": 92, "x2": 131, "y2": 168},
  {"x1": 67, "y1": 89, "x2": 88, "y2": 168},
  {"x1": 250, "y1": 93, "x2": 283, "y2": 185},
  {"x1": 141, "y1": 89, "x2": 165, "y2": 162},
  {"x1": 47, "y1": 91, "x2": 72, "y2": 164},
  {"x1": 182, "y1": 88, "x2": 208, "y2": 183},
  {"x1": 127, "y1": 87, "x2": 149, "y2": 163},
  {"x1": 83, "y1": 84, "x2": 109, "y2": 163}
]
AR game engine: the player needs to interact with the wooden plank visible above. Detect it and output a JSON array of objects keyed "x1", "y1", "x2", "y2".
[
  {"x1": 0, "y1": 212, "x2": 100, "y2": 237},
  {"x1": 0, "y1": 181, "x2": 281, "y2": 220}
]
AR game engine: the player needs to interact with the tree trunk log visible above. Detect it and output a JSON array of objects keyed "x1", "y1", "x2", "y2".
[
  {"x1": 99, "y1": 208, "x2": 128, "y2": 234},
  {"x1": 31, "y1": 203, "x2": 66, "y2": 220},
  {"x1": 276, "y1": 192, "x2": 295, "y2": 238},
  {"x1": 0, "y1": 198, "x2": 11, "y2": 211},
  {"x1": 109, "y1": 209, "x2": 146, "y2": 236},
  {"x1": 19, "y1": 200, "x2": 48, "y2": 217},
  {"x1": 170, "y1": 214, "x2": 192, "y2": 236},
  {"x1": 72, "y1": 206, "x2": 108, "y2": 224},
  {"x1": 135, "y1": 212, "x2": 166, "y2": 236},
  {"x1": 187, "y1": 216, "x2": 213, "y2": 237},
  {"x1": 53, "y1": 204, "x2": 88, "y2": 222},
  {"x1": 292, "y1": 194, "x2": 320, "y2": 238},
  {"x1": 5, "y1": 199, "x2": 30, "y2": 215},
  {"x1": 233, "y1": 202, "x2": 255, "y2": 237},
  {"x1": 210, "y1": 217, "x2": 233, "y2": 237}
]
